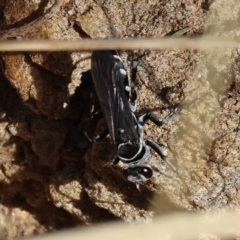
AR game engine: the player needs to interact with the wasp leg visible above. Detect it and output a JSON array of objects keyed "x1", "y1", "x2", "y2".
[
  {"x1": 130, "y1": 53, "x2": 147, "y2": 110},
  {"x1": 93, "y1": 127, "x2": 109, "y2": 143},
  {"x1": 130, "y1": 52, "x2": 147, "y2": 105},
  {"x1": 83, "y1": 109, "x2": 105, "y2": 142},
  {"x1": 138, "y1": 107, "x2": 178, "y2": 126},
  {"x1": 130, "y1": 59, "x2": 138, "y2": 107},
  {"x1": 81, "y1": 109, "x2": 103, "y2": 133},
  {"x1": 81, "y1": 109, "x2": 103, "y2": 129},
  {"x1": 145, "y1": 139, "x2": 176, "y2": 171},
  {"x1": 112, "y1": 156, "x2": 120, "y2": 166},
  {"x1": 90, "y1": 109, "x2": 103, "y2": 120},
  {"x1": 129, "y1": 53, "x2": 146, "y2": 111},
  {"x1": 85, "y1": 125, "x2": 109, "y2": 143}
]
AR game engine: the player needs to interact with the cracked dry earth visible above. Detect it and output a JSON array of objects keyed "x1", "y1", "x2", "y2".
[{"x1": 0, "y1": 0, "x2": 240, "y2": 239}]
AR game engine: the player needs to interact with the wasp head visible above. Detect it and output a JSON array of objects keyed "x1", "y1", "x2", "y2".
[
  {"x1": 117, "y1": 139, "x2": 153, "y2": 188},
  {"x1": 122, "y1": 164, "x2": 153, "y2": 189}
]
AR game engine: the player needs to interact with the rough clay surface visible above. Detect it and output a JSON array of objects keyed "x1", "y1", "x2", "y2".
[{"x1": 0, "y1": 0, "x2": 239, "y2": 239}]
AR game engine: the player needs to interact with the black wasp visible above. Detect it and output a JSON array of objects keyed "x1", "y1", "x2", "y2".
[{"x1": 86, "y1": 50, "x2": 178, "y2": 190}]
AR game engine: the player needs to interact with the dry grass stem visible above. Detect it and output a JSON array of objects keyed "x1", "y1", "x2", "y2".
[
  {"x1": 0, "y1": 37, "x2": 239, "y2": 52},
  {"x1": 26, "y1": 209, "x2": 240, "y2": 240}
]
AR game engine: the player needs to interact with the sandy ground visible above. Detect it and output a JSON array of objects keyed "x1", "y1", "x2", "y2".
[{"x1": 0, "y1": 0, "x2": 240, "y2": 239}]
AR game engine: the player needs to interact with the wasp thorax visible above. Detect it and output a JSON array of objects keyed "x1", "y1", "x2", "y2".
[
  {"x1": 117, "y1": 142, "x2": 140, "y2": 159},
  {"x1": 132, "y1": 138, "x2": 140, "y2": 146}
]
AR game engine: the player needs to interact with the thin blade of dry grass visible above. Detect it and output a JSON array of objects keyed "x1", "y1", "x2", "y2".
[
  {"x1": 0, "y1": 37, "x2": 239, "y2": 51},
  {"x1": 25, "y1": 209, "x2": 240, "y2": 240}
]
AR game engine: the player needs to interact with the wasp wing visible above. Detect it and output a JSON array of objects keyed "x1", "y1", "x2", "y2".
[{"x1": 91, "y1": 50, "x2": 139, "y2": 146}]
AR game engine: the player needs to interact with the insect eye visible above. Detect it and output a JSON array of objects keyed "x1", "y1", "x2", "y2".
[{"x1": 140, "y1": 166, "x2": 153, "y2": 179}]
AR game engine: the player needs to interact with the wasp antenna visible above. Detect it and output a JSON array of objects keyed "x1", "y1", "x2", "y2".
[
  {"x1": 165, "y1": 158, "x2": 177, "y2": 172},
  {"x1": 84, "y1": 132, "x2": 93, "y2": 143}
]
